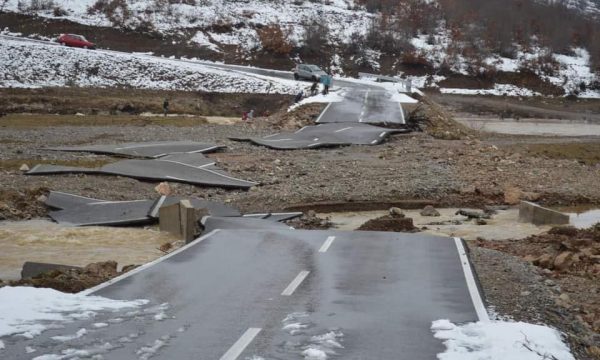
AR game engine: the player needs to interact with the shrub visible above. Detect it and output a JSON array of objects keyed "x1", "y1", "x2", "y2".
[
  {"x1": 52, "y1": 5, "x2": 67, "y2": 16},
  {"x1": 88, "y1": 0, "x2": 131, "y2": 27},
  {"x1": 257, "y1": 24, "x2": 293, "y2": 55}
]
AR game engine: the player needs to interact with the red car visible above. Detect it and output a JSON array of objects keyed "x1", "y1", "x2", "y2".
[{"x1": 57, "y1": 34, "x2": 96, "y2": 49}]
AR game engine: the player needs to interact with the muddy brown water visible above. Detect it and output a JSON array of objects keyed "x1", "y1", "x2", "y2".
[
  {"x1": 455, "y1": 117, "x2": 600, "y2": 136},
  {"x1": 0, "y1": 220, "x2": 176, "y2": 281}
]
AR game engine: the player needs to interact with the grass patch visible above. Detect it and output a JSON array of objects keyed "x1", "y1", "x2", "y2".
[
  {"x1": 524, "y1": 143, "x2": 600, "y2": 165},
  {"x1": 0, "y1": 114, "x2": 208, "y2": 128},
  {"x1": 0, "y1": 158, "x2": 113, "y2": 171}
]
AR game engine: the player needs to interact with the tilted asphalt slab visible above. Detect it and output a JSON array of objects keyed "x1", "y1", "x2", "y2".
[
  {"x1": 1, "y1": 230, "x2": 487, "y2": 359},
  {"x1": 44, "y1": 191, "x2": 242, "y2": 226},
  {"x1": 46, "y1": 140, "x2": 225, "y2": 158},
  {"x1": 233, "y1": 123, "x2": 408, "y2": 150},
  {"x1": 316, "y1": 88, "x2": 406, "y2": 125},
  {"x1": 27, "y1": 153, "x2": 257, "y2": 189}
]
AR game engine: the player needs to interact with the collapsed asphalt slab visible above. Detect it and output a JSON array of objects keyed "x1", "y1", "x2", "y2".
[
  {"x1": 27, "y1": 153, "x2": 257, "y2": 189},
  {"x1": 45, "y1": 191, "x2": 241, "y2": 226},
  {"x1": 46, "y1": 141, "x2": 225, "y2": 158},
  {"x1": 1, "y1": 230, "x2": 486, "y2": 359},
  {"x1": 232, "y1": 123, "x2": 408, "y2": 149},
  {"x1": 201, "y1": 216, "x2": 293, "y2": 233}
]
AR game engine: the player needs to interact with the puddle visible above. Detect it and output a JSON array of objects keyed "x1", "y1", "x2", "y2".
[
  {"x1": 0, "y1": 220, "x2": 177, "y2": 281},
  {"x1": 455, "y1": 117, "x2": 600, "y2": 136},
  {"x1": 320, "y1": 208, "x2": 552, "y2": 241}
]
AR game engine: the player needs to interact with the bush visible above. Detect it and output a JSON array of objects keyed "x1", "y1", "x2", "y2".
[
  {"x1": 28, "y1": 0, "x2": 54, "y2": 11},
  {"x1": 52, "y1": 5, "x2": 67, "y2": 16},
  {"x1": 257, "y1": 24, "x2": 293, "y2": 55},
  {"x1": 88, "y1": 0, "x2": 130, "y2": 27}
]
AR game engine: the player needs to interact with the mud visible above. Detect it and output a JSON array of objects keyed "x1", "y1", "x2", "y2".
[{"x1": 0, "y1": 220, "x2": 176, "y2": 281}]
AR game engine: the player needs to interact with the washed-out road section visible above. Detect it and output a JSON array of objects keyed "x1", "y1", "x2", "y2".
[{"x1": 2, "y1": 229, "x2": 486, "y2": 359}]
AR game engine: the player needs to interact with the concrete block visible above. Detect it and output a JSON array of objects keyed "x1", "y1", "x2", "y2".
[
  {"x1": 159, "y1": 202, "x2": 182, "y2": 237},
  {"x1": 519, "y1": 201, "x2": 569, "y2": 226},
  {"x1": 160, "y1": 200, "x2": 206, "y2": 242}
]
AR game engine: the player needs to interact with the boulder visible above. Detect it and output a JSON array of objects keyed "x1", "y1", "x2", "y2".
[
  {"x1": 553, "y1": 251, "x2": 574, "y2": 271},
  {"x1": 84, "y1": 261, "x2": 118, "y2": 278},
  {"x1": 19, "y1": 164, "x2": 30, "y2": 172},
  {"x1": 389, "y1": 207, "x2": 404, "y2": 218},
  {"x1": 420, "y1": 205, "x2": 440, "y2": 217},
  {"x1": 154, "y1": 182, "x2": 171, "y2": 196}
]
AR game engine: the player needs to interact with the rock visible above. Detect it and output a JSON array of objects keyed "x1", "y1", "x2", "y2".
[
  {"x1": 456, "y1": 209, "x2": 491, "y2": 219},
  {"x1": 420, "y1": 205, "x2": 440, "y2": 217},
  {"x1": 19, "y1": 163, "x2": 30, "y2": 172},
  {"x1": 544, "y1": 279, "x2": 556, "y2": 287},
  {"x1": 476, "y1": 219, "x2": 487, "y2": 225},
  {"x1": 389, "y1": 207, "x2": 404, "y2": 217},
  {"x1": 154, "y1": 182, "x2": 171, "y2": 196},
  {"x1": 534, "y1": 254, "x2": 554, "y2": 269},
  {"x1": 553, "y1": 251, "x2": 574, "y2": 271},
  {"x1": 549, "y1": 226, "x2": 579, "y2": 236},
  {"x1": 559, "y1": 293, "x2": 571, "y2": 302},
  {"x1": 36, "y1": 194, "x2": 48, "y2": 203},
  {"x1": 504, "y1": 186, "x2": 541, "y2": 205},
  {"x1": 357, "y1": 215, "x2": 416, "y2": 232},
  {"x1": 84, "y1": 261, "x2": 118, "y2": 278},
  {"x1": 520, "y1": 291, "x2": 531, "y2": 296},
  {"x1": 121, "y1": 264, "x2": 138, "y2": 273}
]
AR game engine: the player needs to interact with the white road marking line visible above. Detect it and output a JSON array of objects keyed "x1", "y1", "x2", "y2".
[
  {"x1": 294, "y1": 126, "x2": 308, "y2": 133},
  {"x1": 219, "y1": 328, "x2": 262, "y2": 360},
  {"x1": 370, "y1": 140, "x2": 378, "y2": 144},
  {"x1": 379, "y1": 131, "x2": 387, "y2": 137},
  {"x1": 334, "y1": 127, "x2": 353, "y2": 133},
  {"x1": 319, "y1": 236, "x2": 336, "y2": 253},
  {"x1": 82, "y1": 229, "x2": 221, "y2": 295},
  {"x1": 263, "y1": 133, "x2": 280, "y2": 138},
  {"x1": 157, "y1": 159, "x2": 216, "y2": 169},
  {"x1": 307, "y1": 143, "x2": 321, "y2": 147},
  {"x1": 281, "y1": 270, "x2": 310, "y2": 296},
  {"x1": 398, "y1": 102, "x2": 406, "y2": 125},
  {"x1": 149, "y1": 195, "x2": 167, "y2": 218},
  {"x1": 315, "y1": 102, "x2": 333, "y2": 123},
  {"x1": 453, "y1": 237, "x2": 490, "y2": 322}
]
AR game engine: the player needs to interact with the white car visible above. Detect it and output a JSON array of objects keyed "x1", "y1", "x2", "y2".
[{"x1": 293, "y1": 64, "x2": 327, "y2": 81}]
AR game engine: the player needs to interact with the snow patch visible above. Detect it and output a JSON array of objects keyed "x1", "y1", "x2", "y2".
[
  {"x1": 0, "y1": 286, "x2": 148, "y2": 340},
  {"x1": 440, "y1": 84, "x2": 542, "y2": 97},
  {"x1": 92, "y1": 322, "x2": 108, "y2": 328},
  {"x1": 51, "y1": 328, "x2": 87, "y2": 342},
  {"x1": 288, "y1": 91, "x2": 345, "y2": 112},
  {"x1": 302, "y1": 347, "x2": 328, "y2": 360},
  {"x1": 432, "y1": 319, "x2": 575, "y2": 360}
]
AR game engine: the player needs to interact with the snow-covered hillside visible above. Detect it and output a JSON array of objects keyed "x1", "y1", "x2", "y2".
[
  {"x1": 0, "y1": 37, "x2": 303, "y2": 93},
  {"x1": 1, "y1": 0, "x2": 599, "y2": 97}
]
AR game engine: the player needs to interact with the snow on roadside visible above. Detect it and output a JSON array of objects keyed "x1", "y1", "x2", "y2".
[
  {"x1": 288, "y1": 90, "x2": 345, "y2": 112},
  {"x1": 0, "y1": 286, "x2": 148, "y2": 340},
  {"x1": 0, "y1": 37, "x2": 302, "y2": 94},
  {"x1": 440, "y1": 84, "x2": 542, "y2": 97},
  {"x1": 432, "y1": 319, "x2": 575, "y2": 360}
]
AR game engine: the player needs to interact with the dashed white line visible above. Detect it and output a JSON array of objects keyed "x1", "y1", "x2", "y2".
[
  {"x1": 281, "y1": 271, "x2": 310, "y2": 296},
  {"x1": 319, "y1": 236, "x2": 336, "y2": 253},
  {"x1": 219, "y1": 328, "x2": 262, "y2": 360}
]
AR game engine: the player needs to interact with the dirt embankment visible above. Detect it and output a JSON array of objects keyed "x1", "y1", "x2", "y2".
[
  {"x1": 473, "y1": 225, "x2": 600, "y2": 359},
  {"x1": 0, "y1": 87, "x2": 292, "y2": 116},
  {"x1": 408, "y1": 95, "x2": 474, "y2": 140}
]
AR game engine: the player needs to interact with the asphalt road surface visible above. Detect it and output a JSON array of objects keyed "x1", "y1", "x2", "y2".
[
  {"x1": 3, "y1": 230, "x2": 487, "y2": 359},
  {"x1": 316, "y1": 88, "x2": 406, "y2": 125}
]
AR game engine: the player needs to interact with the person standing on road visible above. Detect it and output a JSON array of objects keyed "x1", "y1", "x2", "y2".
[
  {"x1": 322, "y1": 74, "x2": 332, "y2": 95},
  {"x1": 163, "y1": 98, "x2": 169, "y2": 117},
  {"x1": 310, "y1": 79, "x2": 319, "y2": 96}
]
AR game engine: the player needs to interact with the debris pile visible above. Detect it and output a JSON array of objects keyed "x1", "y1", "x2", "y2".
[
  {"x1": 408, "y1": 96, "x2": 473, "y2": 140},
  {"x1": 9, "y1": 261, "x2": 138, "y2": 293},
  {"x1": 357, "y1": 208, "x2": 417, "y2": 232}
]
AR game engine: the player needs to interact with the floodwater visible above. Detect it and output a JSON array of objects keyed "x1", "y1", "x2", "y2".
[
  {"x1": 0, "y1": 220, "x2": 177, "y2": 281},
  {"x1": 567, "y1": 209, "x2": 600, "y2": 229},
  {"x1": 320, "y1": 208, "x2": 552, "y2": 241},
  {"x1": 455, "y1": 117, "x2": 600, "y2": 136}
]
